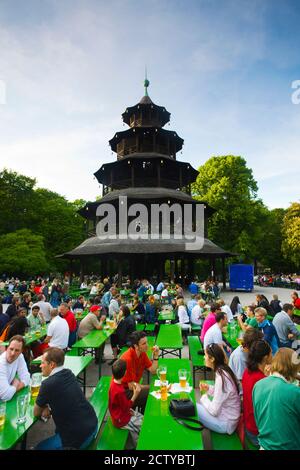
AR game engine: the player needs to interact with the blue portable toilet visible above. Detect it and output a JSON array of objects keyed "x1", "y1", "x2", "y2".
[{"x1": 229, "y1": 264, "x2": 254, "y2": 292}]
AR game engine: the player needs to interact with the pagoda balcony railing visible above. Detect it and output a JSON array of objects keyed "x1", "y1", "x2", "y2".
[
  {"x1": 103, "y1": 179, "x2": 191, "y2": 194},
  {"x1": 117, "y1": 143, "x2": 170, "y2": 159},
  {"x1": 130, "y1": 116, "x2": 162, "y2": 128}
]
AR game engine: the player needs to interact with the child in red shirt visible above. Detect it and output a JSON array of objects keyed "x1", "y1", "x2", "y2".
[{"x1": 109, "y1": 359, "x2": 143, "y2": 447}]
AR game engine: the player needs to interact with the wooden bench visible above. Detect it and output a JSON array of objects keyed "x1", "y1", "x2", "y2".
[
  {"x1": 191, "y1": 324, "x2": 201, "y2": 334},
  {"x1": 86, "y1": 375, "x2": 111, "y2": 449},
  {"x1": 187, "y1": 335, "x2": 209, "y2": 386}
]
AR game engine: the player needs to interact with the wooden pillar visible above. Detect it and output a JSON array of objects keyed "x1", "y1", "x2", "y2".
[
  {"x1": 174, "y1": 257, "x2": 179, "y2": 280},
  {"x1": 117, "y1": 257, "x2": 123, "y2": 288},
  {"x1": 79, "y1": 259, "x2": 84, "y2": 283},
  {"x1": 170, "y1": 258, "x2": 175, "y2": 283},
  {"x1": 159, "y1": 256, "x2": 164, "y2": 280},
  {"x1": 222, "y1": 257, "x2": 226, "y2": 290},
  {"x1": 102, "y1": 257, "x2": 108, "y2": 279},
  {"x1": 188, "y1": 257, "x2": 194, "y2": 281}
]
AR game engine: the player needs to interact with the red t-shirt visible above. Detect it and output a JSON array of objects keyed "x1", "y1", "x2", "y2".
[
  {"x1": 120, "y1": 347, "x2": 152, "y2": 387},
  {"x1": 109, "y1": 381, "x2": 133, "y2": 428},
  {"x1": 242, "y1": 368, "x2": 265, "y2": 435},
  {"x1": 294, "y1": 298, "x2": 300, "y2": 309},
  {"x1": 63, "y1": 310, "x2": 77, "y2": 332}
]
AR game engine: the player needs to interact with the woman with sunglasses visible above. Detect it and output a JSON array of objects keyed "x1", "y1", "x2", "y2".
[{"x1": 197, "y1": 343, "x2": 241, "y2": 434}]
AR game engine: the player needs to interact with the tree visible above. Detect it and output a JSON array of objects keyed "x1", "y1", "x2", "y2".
[
  {"x1": 192, "y1": 155, "x2": 267, "y2": 262},
  {"x1": 0, "y1": 229, "x2": 49, "y2": 276},
  {"x1": 282, "y1": 202, "x2": 300, "y2": 268}
]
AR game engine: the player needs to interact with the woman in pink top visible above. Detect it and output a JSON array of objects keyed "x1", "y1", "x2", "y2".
[
  {"x1": 197, "y1": 343, "x2": 241, "y2": 434},
  {"x1": 200, "y1": 304, "x2": 220, "y2": 343}
]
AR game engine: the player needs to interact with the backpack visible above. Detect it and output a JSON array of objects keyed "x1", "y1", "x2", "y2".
[{"x1": 0, "y1": 323, "x2": 10, "y2": 342}]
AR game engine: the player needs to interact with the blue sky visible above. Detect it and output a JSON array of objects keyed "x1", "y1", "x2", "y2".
[{"x1": 0, "y1": 0, "x2": 300, "y2": 209}]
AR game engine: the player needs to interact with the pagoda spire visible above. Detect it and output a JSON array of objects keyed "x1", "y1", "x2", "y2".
[{"x1": 144, "y1": 66, "x2": 150, "y2": 96}]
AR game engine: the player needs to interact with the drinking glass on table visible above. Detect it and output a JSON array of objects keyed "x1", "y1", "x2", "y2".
[
  {"x1": 0, "y1": 401, "x2": 6, "y2": 428},
  {"x1": 31, "y1": 373, "x2": 42, "y2": 398},
  {"x1": 16, "y1": 395, "x2": 29, "y2": 425},
  {"x1": 160, "y1": 381, "x2": 168, "y2": 401},
  {"x1": 178, "y1": 369, "x2": 189, "y2": 389},
  {"x1": 157, "y1": 365, "x2": 167, "y2": 383}
]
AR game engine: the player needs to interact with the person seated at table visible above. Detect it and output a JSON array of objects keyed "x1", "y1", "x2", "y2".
[
  {"x1": 218, "y1": 299, "x2": 234, "y2": 323},
  {"x1": 59, "y1": 302, "x2": 77, "y2": 348},
  {"x1": 72, "y1": 295, "x2": 86, "y2": 312},
  {"x1": 175, "y1": 284, "x2": 184, "y2": 297},
  {"x1": 6, "y1": 307, "x2": 29, "y2": 340},
  {"x1": 237, "y1": 305, "x2": 257, "y2": 331},
  {"x1": 131, "y1": 294, "x2": 145, "y2": 323},
  {"x1": 191, "y1": 298, "x2": 206, "y2": 326},
  {"x1": 120, "y1": 331, "x2": 160, "y2": 413},
  {"x1": 272, "y1": 303, "x2": 300, "y2": 348},
  {"x1": 229, "y1": 328, "x2": 263, "y2": 382},
  {"x1": 34, "y1": 347, "x2": 98, "y2": 450},
  {"x1": 256, "y1": 294, "x2": 274, "y2": 317},
  {"x1": 254, "y1": 307, "x2": 280, "y2": 355},
  {"x1": 242, "y1": 339, "x2": 272, "y2": 447},
  {"x1": 197, "y1": 343, "x2": 241, "y2": 434},
  {"x1": 176, "y1": 298, "x2": 190, "y2": 343},
  {"x1": 270, "y1": 294, "x2": 282, "y2": 315},
  {"x1": 252, "y1": 348, "x2": 300, "y2": 450},
  {"x1": 108, "y1": 294, "x2": 121, "y2": 319},
  {"x1": 187, "y1": 294, "x2": 200, "y2": 318},
  {"x1": 109, "y1": 359, "x2": 143, "y2": 448},
  {"x1": 109, "y1": 305, "x2": 136, "y2": 365},
  {"x1": 200, "y1": 303, "x2": 222, "y2": 344},
  {"x1": 33, "y1": 308, "x2": 69, "y2": 356},
  {"x1": 188, "y1": 280, "x2": 199, "y2": 295},
  {"x1": 229, "y1": 296, "x2": 243, "y2": 318},
  {"x1": 27, "y1": 304, "x2": 45, "y2": 329},
  {"x1": 0, "y1": 335, "x2": 30, "y2": 401},
  {"x1": 77, "y1": 305, "x2": 106, "y2": 339},
  {"x1": 145, "y1": 295, "x2": 158, "y2": 324},
  {"x1": 291, "y1": 291, "x2": 300, "y2": 309},
  {"x1": 203, "y1": 311, "x2": 231, "y2": 355},
  {"x1": 160, "y1": 284, "x2": 170, "y2": 304}
]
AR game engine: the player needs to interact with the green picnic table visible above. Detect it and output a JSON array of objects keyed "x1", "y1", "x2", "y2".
[
  {"x1": 156, "y1": 324, "x2": 183, "y2": 358},
  {"x1": 31, "y1": 355, "x2": 93, "y2": 395},
  {"x1": 72, "y1": 328, "x2": 114, "y2": 378},
  {"x1": 75, "y1": 310, "x2": 89, "y2": 321},
  {"x1": 137, "y1": 358, "x2": 203, "y2": 450},
  {"x1": 293, "y1": 308, "x2": 300, "y2": 318},
  {"x1": 158, "y1": 310, "x2": 175, "y2": 322}
]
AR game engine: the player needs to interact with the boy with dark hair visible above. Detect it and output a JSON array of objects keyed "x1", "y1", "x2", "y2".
[{"x1": 109, "y1": 359, "x2": 143, "y2": 447}]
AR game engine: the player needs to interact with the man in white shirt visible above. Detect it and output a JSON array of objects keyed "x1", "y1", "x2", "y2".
[
  {"x1": 35, "y1": 294, "x2": 52, "y2": 323},
  {"x1": 204, "y1": 312, "x2": 231, "y2": 354},
  {"x1": 42, "y1": 309, "x2": 69, "y2": 351},
  {"x1": 229, "y1": 328, "x2": 263, "y2": 381},
  {"x1": 218, "y1": 299, "x2": 234, "y2": 323},
  {"x1": 191, "y1": 299, "x2": 206, "y2": 325},
  {"x1": 0, "y1": 335, "x2": 30, "y2": 401},
  {"x1": 108, "y1": 295, "x2": 120, "y2": 319}
]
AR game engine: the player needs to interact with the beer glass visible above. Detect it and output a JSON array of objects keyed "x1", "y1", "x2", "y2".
[
  {"x1": 157, "y1": 366, "x2": 167, "y2": 383},
  {"x1": 178, "y1": 369, "x2": 189, "y2": 389},
  {"x1": 160, "y1": 381, "x2": 168, "y2": 401},
  {"x1": 31, "y1": 373, "x2": 42, "y2": 398},
  {"x1": 0, "y1": 401, "x2": 6, "y2": 428},
  {"x1": 16, "y1": 395, "x2": 28, "y2": 425}
]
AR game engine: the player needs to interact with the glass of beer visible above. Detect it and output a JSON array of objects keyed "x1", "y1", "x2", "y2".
[
  {"x1": 31, "y1": 373, "x2": 42, "y2": 398},
  {"x1": 157, "y1": 366, "x2": 167, "y2": 383},
  {"x1": 16, "y1": 395, "x2": 28, "y2": 425},
  {"x1": 0, "y1": 401, "x2": 6, "y2": 428},
  {"x1": 178, "y1": 369, "x2": 189, "y2": 389},
  {"x1": 236, "y1": 332, "x2": 244, "y2": 345},
  {"x1": 160, "y1": 381, "x2": 168, "y2": 401}
]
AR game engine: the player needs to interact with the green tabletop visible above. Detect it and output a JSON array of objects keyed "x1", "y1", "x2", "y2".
[
  {"x1": 296, "y1": 324, "x2": 300, "y2": 333},
  {"x1": 294, "y1": 309, "x2": 300, "y2": 318},
  {"x1": 0, "y1": 387, "x2": 36, "y2": 450},
  {"x1": 32, "y1": 354, "x2": 93, "y2": 374},
  {"x1": 157, "y1": 324, "x2": 182, "y2": 349},
  {"x1": 72, "y1": 328, "x2": 114, "y2": 350},
  {"x1": 137, "y1": 358, "x2": 203, "y2": 450},
  {"x1": 158, "y1": 310, "x2": 175, "y2": 321},
  {"x1": 24, "y1": 325, "x2": 47, "y2": 346},
  {"x1": 75, "y1": 310, "x2": 89, "y2": 321}
]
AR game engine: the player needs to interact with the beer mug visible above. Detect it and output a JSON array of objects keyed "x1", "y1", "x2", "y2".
[
  {"x1": 0, "y1": 401, "x2": 6, "y2": 428},
  {"x1": 236, "y1": 331, "x2": 244, "y2": 345},
  {"x1": 31, "y1": 373, "x2": 42, "y2": 398},
  {"x1": 178, "y1": 369, "x2": 189, "y2": 389},
  {"x1": 160, "y1": 381, "x2": 168, "y2": 401},
  {"x1": 157, "y1": 366, "x2": 167, "y2": 383}
]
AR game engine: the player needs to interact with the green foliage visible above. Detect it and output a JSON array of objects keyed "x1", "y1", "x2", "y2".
[
  {"x1": 0, "y1": 229, "x2": 49, "y2": 276},
  {"x1": 0, "y1": 169, "x2": 87, "y2": 273},
  {"x1": 282, "y1": 202, "x2": 300, "y2": 268}
]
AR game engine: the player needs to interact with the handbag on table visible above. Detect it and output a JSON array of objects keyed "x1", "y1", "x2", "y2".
[{"x1": 169, "y1": 398, "x2": 204, "y2": 431}]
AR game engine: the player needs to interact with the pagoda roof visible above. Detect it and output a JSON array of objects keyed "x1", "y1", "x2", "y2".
[
  {"x1": 109, "y1": 127, "x2": 183, "y2": 153},
  {"x1": 78, "y1": 187, "x2": 215, "y2": 219},
  {"x1": 59, "y1": 236, "x2": 234, "y2": 258},
  {"x1": 122, "y1": 98, "x2": 171, "y2": 127}
]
